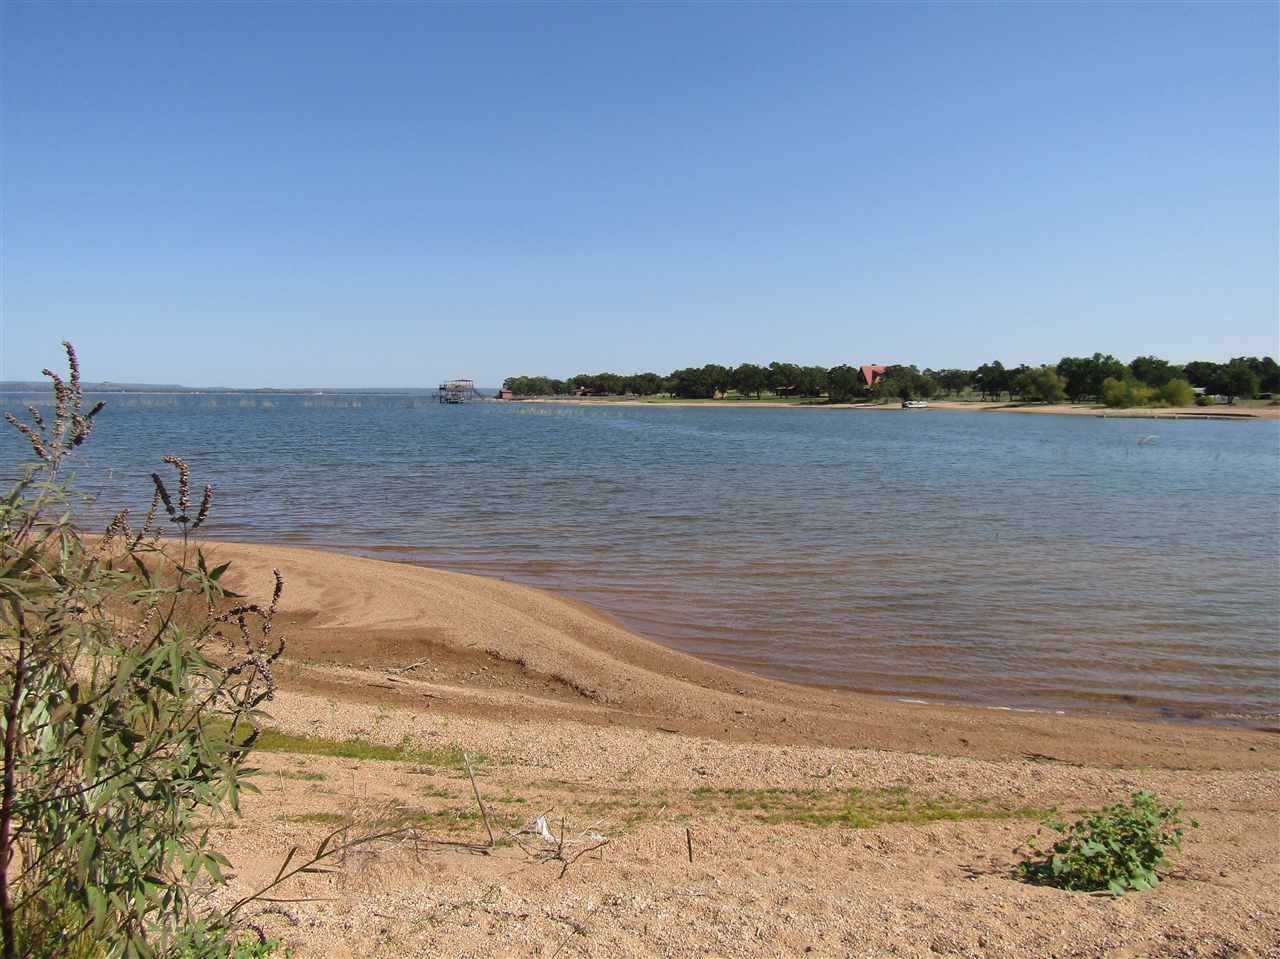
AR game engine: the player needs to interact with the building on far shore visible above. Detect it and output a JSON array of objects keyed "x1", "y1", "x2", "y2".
[
  {"x1": 860, "y1": 364, "x2": 889, "y2": 389},
  {"x1": 497, "y1": 387, "x2": 514, "y2": 400}
]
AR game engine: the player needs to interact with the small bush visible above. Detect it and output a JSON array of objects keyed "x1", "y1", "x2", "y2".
[
  {"x1": 1, "y1": 344, "x2": 374, "y2": 958},
  {"x1": 1101, "y1": 376, "x2": 1156, "y2": 408},
  {"x1": 1158, "y1": 378, "x2": 1195, "y2": 407},
  {"x1": 1018, "y1": 791, "x2": 1196, "y2": 894}
]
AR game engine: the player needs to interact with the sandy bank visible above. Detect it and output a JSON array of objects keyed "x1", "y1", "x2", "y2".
[
  {"x1": 200, "y1": 542, "x2": 1278, "y2": 958},
  {"x1": 210, "y1": 541, "x2": 1275, "y2": 771},
  {"x1": 510, "y1": 395, "x2": 1280, "y2": 419}
]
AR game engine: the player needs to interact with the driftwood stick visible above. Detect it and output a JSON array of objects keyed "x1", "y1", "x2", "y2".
[
  {"x1": 686, "y1": 827, "x2": 694, "y2": 863},
  {"x1": 464, "y1": 752, "x2": 495, "y2": 847},
  {"x1": 557, "y1": 839, "x2": 609, "y2": 879}
]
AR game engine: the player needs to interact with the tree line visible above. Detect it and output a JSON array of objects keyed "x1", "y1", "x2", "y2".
[{"x1": 503, "y1": 355, "x2": 1280, "y2": 407}]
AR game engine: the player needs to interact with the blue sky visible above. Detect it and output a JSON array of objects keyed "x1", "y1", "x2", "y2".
[{"x1": 2, "y1": 2, "x2": 1276, "y2": 388}]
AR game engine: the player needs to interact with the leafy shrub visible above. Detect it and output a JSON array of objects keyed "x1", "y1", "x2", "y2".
[
  {"x1": 0, "y1": 344, "x2": 347, "y2": 958},
  {"x1": 1158, "y1": 378, "x2": 1195, "y2": 407},
  {"x1": 1018, "y1": 791, "x2": 1197, "y2": 894},
  {"x1": 1101, "y1": 376, "x2": 1156, "y2": 408}
]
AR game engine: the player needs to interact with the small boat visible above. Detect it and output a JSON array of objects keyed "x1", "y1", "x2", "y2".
[{"x1": 902, "y1": 399, "x2": 929, "y2": 409}]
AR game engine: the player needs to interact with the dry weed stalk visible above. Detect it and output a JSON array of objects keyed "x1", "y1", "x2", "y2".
[
  {"x1": 2, "y1": 341, "x2": 104, "y2": 469},
  {"x1": 505, "y1": 814, "x2": 610, "y2": 880},
  {"x1": 0, "y1": 342, "x2": 377, "y2": 956}
]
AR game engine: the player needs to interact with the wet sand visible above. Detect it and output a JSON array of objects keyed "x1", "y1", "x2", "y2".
[{"x1": 199, "y1": 541, "x2": 1279, "y2": 958}]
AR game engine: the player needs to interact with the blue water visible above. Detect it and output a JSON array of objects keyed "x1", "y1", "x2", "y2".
[{"x1": 3, "y1": 392, "x2": 1278, "y2": 723}]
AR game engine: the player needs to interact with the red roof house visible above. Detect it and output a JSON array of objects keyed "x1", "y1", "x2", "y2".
[{"x1": 860, "y1": 364, "x2": 889, "y2": 388}]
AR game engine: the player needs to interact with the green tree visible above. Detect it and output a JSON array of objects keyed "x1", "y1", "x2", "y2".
[
  {"x1": 1057, "y1": 354, "x2": 1127, "y2": 401},
  {"x1": 929, "y1": 369, "x2": 973, "y2": 396},
  {"x1": 875, "y1": 365, "x2": 937, "y2": 402},
  {"x1": 826, "y1": 364, "x2": 863, "y2": 402},
  {"x1": 1014, "y1": 365, "x2": 1068, "y2": 403},
  {"x1": 973, "y1": 361, "x2": 1009, "y2": 400},
  {"x1": 795, "y1": 366, "x2": 829, "y2": 398},
  {"x1": 1007, "y1": 365, "x2": 1032, "y2": 401},
  {"x1": 731, "y1": 363, "x2": 768, "y2": 399},
  {"x1": 503, "y1": 375, "x2": 557, "y2": 396},
  {"x1": 596, "y1": 372, "x2": 625, "y2": 395},
  {"x1": 1243, "y1": 356, "x2": 1280, "y2": 394},
  {"x1": 669, "y1": 365, "x2": 730, "y2": 399},
  {"x1": 1182, "y1": 361, "x2": 1224, "y2": 394},
  {"x1": 767, "y1": 362, "x2": 801, "y2": 396},
  {"x1": 623, "y1": 372, "x2": 663, "y2": 396},
  {"x1": 1128, "y1": 356, "x2": 1183, "y2": 388},
  {"x1": 1221, "y1": 360, "x2": 1260, "y2": 403}
]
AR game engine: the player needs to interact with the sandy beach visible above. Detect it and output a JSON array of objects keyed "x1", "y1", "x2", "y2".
[
  {"x1": 509, "y1": 396, "x2": 1280, "y2": 419},
  {"x1": 195, "y1": 541, "x2": 1279, "y2": 958}
]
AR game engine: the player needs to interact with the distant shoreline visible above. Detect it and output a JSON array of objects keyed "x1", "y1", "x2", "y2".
[
  {"x1": 510, "y1": 395, "x2": 1280, "y2": 420},
  {"x1": 4, "y1": 388, "x2": 1274, "y2": 419}
]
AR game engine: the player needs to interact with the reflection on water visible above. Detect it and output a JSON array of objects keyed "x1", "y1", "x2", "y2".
[{"x1": 3, "y1": 392, "x2": 1277, "y2": 723}]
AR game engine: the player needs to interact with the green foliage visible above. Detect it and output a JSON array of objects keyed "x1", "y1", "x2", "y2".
[
  {"x1": 669, "y1": 364, "x2": 732, "y2": 399},
  {"x1": 503, "y1": 353, "x2": 1277, "y2": 405},
  {"x1": 1102, "y1": 375, "x2": 1198, "y2": 408},
  {"x1": 1101, "y1": 376, "x2": 1156, "y2": 408},
  {"x1": 1158, "y1": 378, "x2": 1195, "y2": 407},
  {"x1": 973, "y1": 360, "x2": 1009, "y2": 400},
  {"x1": 825, "y1": 364, "x2": 863, "y2": 402},
  {"x1": 1185, "y1": 357, "x2": 1278, "y2": 399},
  {"x1": 730, "y1": 363, "x2": 768, "y2": 399},
  {"x1": 689, "y1": 785, "x2": 1041, "y2": 829},
  {"x1": 622, "y1": 372, "x2": 664, "y2": 396},
  {"x1": 1128, "y1": 355, "x2": 1184, "y2": 388},
  {"x1": 502, "y1": 375, "x2": 565, "y2": 397},
  {"x1": 1058, "y1": 353, "x2": 1128, "y2": 402},
  {"x1": 1221, "y1": 360, "x2": 1260, "y2": 403},
  {"x1": 0, "y1": 344, "x2": 336, "y2": 959},
  {"x1": 1018, "y1": 791, "x2": 1197, "y2": 895},
  {"x1": 927, "y1": 368, "x2": 974, "y2": 395},
  {"x1": 253, "y1": 728, "x2": 480, "y2": 770},
  {"x1": 1013, "y1": 365, "x2": 1068, "y2": 404},
  {"x1": 874, "y1": 365, "x2": 937, "y2": 402},
  {"x1": 180, "y1": 934, "x2": 287, "y2": 959}
]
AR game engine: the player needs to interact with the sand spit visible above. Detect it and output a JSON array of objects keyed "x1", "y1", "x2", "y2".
[
  {"x1": 204, "y1": 542, "x2": 1278, "y2": 958},
  {"x1": 510, "y1": 396, "x2": 1280, "y2": 419}
]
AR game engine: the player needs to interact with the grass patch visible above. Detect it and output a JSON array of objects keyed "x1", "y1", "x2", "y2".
[
  {"x1": 688, "y1": 785, "x2": 1043, "y2": 828},
  {"x1": 253, "y1": 728, "x2": 482, "y2": 771},
  {"x1": 289, "y1": 803, "x2": 523, "y2": 836},
  {"x1": 385, "y1": 805, "x2": 523, "y2": 833},
  {"x1": 276, "y1": 769, "x2": 327, "y2": 782}
]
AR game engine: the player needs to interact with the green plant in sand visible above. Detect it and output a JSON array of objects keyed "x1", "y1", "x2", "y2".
[
  {"x1": 0, "y1": 344, "x2": 380, "y2": 959},
  {"x1": 1017, "y1": 791, "x2": 1197, "y2": 895}
]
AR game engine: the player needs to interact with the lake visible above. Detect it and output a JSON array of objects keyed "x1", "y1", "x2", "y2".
[{"x1": 3, "y1": 392, "x2": 1277, "y2": 724}]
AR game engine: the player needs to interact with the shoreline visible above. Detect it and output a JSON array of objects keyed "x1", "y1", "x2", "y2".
[
  {"x1": 206, "y1": 539, "x2": 1278, "y2": 768},
  {"x1": 196, "y1": 540, "x2": 1280, "y2": 957},
  {"x1": 223, "y1": 535, "x2": 1279, "y2": 732},
  {"x1": 510, "y1": 395, "x2": 1280, "y2": 419}
]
